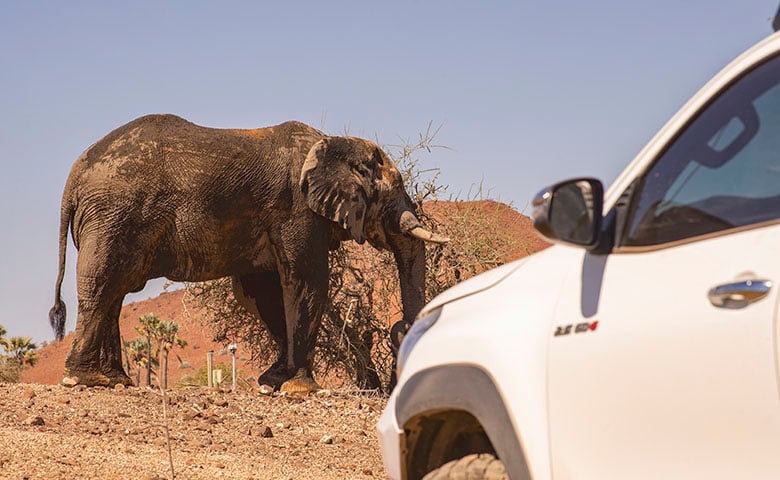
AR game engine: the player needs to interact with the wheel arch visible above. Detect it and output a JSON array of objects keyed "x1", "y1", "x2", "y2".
[{"x1": 395, "y1": 364, "x2": 532, "y2": 480}]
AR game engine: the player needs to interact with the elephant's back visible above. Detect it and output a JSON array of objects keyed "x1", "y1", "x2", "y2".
[
  {"x1": 69, "y1": 114, "x2": 198, "y2": 175},
  {"x1": 64, "y1": 114, "x2": 321, "y2": 214},
  {"x1": 72, "y1": 114, "x2": 322, "y2": 169}
]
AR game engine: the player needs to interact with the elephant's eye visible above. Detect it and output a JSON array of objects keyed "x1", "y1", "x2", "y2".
[{"x1": 371, "y1": 149, "x2": 385, "y2": 166}]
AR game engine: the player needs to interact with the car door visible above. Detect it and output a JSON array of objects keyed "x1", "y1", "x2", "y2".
[{"x1": 547, "y1": 52, "x2": 780, "y2": 479}]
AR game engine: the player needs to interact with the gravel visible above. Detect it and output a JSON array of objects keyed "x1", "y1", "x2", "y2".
[{"x1": 0, "y1": 383, "x2": 388, "y2": 479}]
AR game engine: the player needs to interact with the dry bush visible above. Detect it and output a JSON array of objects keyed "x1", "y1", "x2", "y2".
[
  {"x1": 0, "y1": 358, "x2": 20, "y2": 383},
  {"x1": 184, "y1": 125, "x2": 535, "y2": 392}
]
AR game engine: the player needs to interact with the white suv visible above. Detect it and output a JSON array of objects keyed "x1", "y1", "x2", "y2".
[{"x1": 378, "y1": 17, "x2": 780, "y2": 480}]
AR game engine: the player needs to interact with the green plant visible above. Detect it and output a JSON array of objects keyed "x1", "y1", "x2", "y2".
[
  {"x1": 182, "y1": 362, "x2": 240, "y2": 388},
  {"x1": 157, "y1": 320, "x2": 187, "y2": 390},
  {"x1": 0, "y1": 327, "x2": 38, "y2": 383},
  {"x1": 124, "y1": 337, "x2": 155, "y2": 386},
  {"x1": 127, "y1": 314, "x2": 186, "y2": 388}
]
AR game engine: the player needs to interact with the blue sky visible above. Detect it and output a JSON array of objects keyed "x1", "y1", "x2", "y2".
[{"x1": 1, "y1": 1, "x2": 776, "y2": 343}]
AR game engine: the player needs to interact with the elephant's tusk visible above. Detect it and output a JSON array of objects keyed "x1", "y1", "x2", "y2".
[
  {"x1": 399, "y1": 210, "x2": 450, "y2": 244},
  {"x1": 408, "y1": 226, "x2": 450, "y2": 244}
]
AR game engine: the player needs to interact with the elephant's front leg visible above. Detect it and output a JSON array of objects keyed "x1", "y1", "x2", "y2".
[
  {"x1": 272, "y1": 227, "x2": 329, "y2": 393},
  {"x1": 231, "y1": 273, "x2": 293, "y2": 389}
]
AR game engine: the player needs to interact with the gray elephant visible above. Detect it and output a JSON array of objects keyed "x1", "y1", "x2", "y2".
[{"x1": 49, "y1": 114, "x2": 448, "y2": 391}]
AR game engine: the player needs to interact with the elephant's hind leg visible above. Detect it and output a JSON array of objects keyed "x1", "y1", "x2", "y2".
[
  {"x1": 65, "y1": 295, "x2": 132, "y2": 387},
  {"x1": 65, "y1": 240, "x2": 134, "y2": 387}
]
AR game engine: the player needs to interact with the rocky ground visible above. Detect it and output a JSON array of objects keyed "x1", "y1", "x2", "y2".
[{"x1": 0, "y1": 383, "x2": 388, "y2": 479}]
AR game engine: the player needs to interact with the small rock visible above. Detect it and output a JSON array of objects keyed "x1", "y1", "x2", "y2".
[
  {"x1": 114, "y1": 383, "x2": 125, "y2": 391},
  {"x1": 209, "y1": 443, "x2": 227, "y2": 452},
  {"x1": 22, "y1": 389, "x2": 36, "y2": 400},
  {"x1": 319, "y1": 434, "x2": 344, "y2": 445},
  {"x1": 213, "y1": 398, "x2": 228, "y2": 407},
  {"x1": 315, "y1": 389, "x2": 332, "y2": 397},
  {"x1": 183, "y1": 409, "x2": 202, "y2": 421},
  {"x1": 257, "y1": 384, "x2": 274, "y2": 396},
  {"x1": 22, "y1": 415, "x2": 45, "y2": 426},
  {"x1": 57, "y1": 397, "x2": 70, "y2": 405},
  {"x1": 77, "y1": 409, "x2": 89, "y2": 418},
  {"x1": 152, "y1": 438, "x2": 167, "y2": 447},
  {"x1": 252, "y1": 425, "x2": 273, "y2": 438},
  {"x1": 61, "y1": 377, "x2": 79, "y2": 388},
  {"x1": 207, "y1": 415, "x2": 224, "y2": 425}
]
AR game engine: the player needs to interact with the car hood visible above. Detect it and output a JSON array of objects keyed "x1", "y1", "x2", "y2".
[{"x1": 420, "y1": 256, "x2": 531, "y2": 315}]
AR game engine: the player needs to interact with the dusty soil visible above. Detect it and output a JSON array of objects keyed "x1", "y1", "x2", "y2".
[{"x1": 0, "y1": 383, "x2": 387, "y2": 479}]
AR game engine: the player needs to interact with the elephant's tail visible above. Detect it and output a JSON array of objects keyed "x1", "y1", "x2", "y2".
[{"x1": 49, "y1": 193, "x2": 72, "y2": 341}]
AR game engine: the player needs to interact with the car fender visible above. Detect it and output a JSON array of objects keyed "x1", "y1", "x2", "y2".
[{"x1": 390, "y1": 244, "x2": 585, "y2": 480}]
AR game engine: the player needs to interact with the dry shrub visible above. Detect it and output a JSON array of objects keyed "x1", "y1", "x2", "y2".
[{"x1": 0, "y1": 358, "x2": 20, "y2": 383}]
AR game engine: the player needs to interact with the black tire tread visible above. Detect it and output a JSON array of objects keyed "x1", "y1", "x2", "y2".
[{"x1": 421, "y1": 453, "x2": 509, "y2": 480}]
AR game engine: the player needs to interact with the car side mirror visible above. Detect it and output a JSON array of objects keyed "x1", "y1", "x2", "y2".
[{"x1": 532, "y1": 178, "x2": 604, "y2": 249}]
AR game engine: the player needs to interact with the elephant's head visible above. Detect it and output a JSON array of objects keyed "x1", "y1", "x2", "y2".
[{"x1": 300, "y1": 136, "x2": 448, "y2": 336}]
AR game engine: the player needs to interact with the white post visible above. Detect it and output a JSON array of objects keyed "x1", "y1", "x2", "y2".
[{"x1": 207, "y1": 350, "x2": 214, "y2": 388}]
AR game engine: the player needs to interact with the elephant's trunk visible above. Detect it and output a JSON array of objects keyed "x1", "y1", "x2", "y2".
[
  {"x1": 387, "y1": 210, "x2": 430, "y2": 350},
  {"x1": 387, "y1": 208, "x2": 448, "y2": 349},
  {"x1": 394, "y1": 237, "x2": 427, "y2": 326}
]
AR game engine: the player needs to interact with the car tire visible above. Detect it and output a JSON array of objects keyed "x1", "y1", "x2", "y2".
[{"x1": 422, "y1": 453, "x2": 508, "y2": 479}]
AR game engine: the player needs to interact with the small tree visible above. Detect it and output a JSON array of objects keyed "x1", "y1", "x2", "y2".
[
  {"x1": 124, "y1": 337, "x2": 153, "y2": 386},
  {"x1": 136, "y1": 313, "x2": 161, "y2": 386},
  {"x1": 2, "y1": 336, "x2": 38, "y2": 368},
  {"x1": 132, "y1": 314, "x2": 186, "y2": 388},
  {"x1": 156, "y1": 320, "x2": 187, "y2": 390},
  {"x1": 0, "y1": 331, "x2": 38, "y2": 383}
]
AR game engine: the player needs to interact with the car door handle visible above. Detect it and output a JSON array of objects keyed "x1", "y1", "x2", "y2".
[{"x1": 708, "y1": 279, "x2": 773, "y2": 309}]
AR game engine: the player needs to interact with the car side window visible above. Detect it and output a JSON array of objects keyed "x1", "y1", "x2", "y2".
[{"x1": 622, "y1": 54, "x2": 780, "y2": 247}]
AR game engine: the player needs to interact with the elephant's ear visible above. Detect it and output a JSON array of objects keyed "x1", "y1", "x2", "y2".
[{"x1": 300, "y1": 138, "x2": 374, "y2": 244}]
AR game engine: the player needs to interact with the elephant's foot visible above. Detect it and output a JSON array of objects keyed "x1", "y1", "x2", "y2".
[
  {"x1": 258, "y1": 363, "x2": 295, "y2": 391},
  {"x1": 63, "y1": 369, "x2": 133, "y2": 388},
  {"x1": 279, "y1": 369, "x2": 321, "y2": 394}
]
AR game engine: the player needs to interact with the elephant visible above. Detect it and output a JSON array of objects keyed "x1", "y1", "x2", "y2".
[{"x1": 49, "y1": 114, "x2": 448, "y2": 391}]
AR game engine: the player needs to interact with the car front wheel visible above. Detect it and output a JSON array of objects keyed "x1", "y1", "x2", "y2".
[{"x1": 422, "y1": 453, "x2": 508, "y2": 480}]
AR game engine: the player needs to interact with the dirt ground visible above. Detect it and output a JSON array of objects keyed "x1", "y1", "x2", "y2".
[{"x1": 0, "y1": 382, "x2": 388, "y2": 479}]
